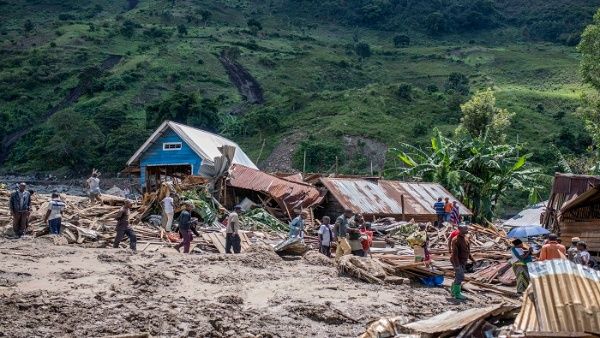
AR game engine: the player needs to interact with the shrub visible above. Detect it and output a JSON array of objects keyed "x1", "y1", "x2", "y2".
[
  {"x1": 355, "y1": 42, "x2": 371, "y2": 58},
  {"x1": 396, "y1": 83, "x2": 413, "y2": 101},
  {"x1": 293, "y1": 139, "x2": 344, "y2": 172},
  {"x1": 393, "y1": 34, "x2": 410, "y2": 47}
]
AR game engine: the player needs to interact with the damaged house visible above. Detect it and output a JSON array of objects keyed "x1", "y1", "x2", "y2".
[
  {"x1": 125, "y1": 121, "x2": 257, "y2": 191},
  {"x1": 316, "y1": 177, "x2": 472, "y2": 222}
]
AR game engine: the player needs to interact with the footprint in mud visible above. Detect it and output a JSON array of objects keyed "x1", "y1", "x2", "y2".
[
  {"x1": 0, "y1": 270, "x2": 32, "y2": 287},
  {"x1": 97, "y1": 253, "x2": 131, "y2": 263},
  {"x1": 58, "y1": 268, "x2": 92, "y2": 280},
  {"x1": 287, "y1": 304, "x2": 354, "y2": 325}
]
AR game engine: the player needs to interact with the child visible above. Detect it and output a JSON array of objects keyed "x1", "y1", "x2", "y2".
[{"x1": 318, "y1": 216, "x2": 334, "y2": 257}]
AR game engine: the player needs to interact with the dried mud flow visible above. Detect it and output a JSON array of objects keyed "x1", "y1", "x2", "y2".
[{"x1": 0, "y1": 238, "x2": 506, "y2": 337}]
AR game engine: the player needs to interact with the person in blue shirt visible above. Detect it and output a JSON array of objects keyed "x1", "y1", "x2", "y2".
[{"x1": 433, "y1": 197, "x2": 445, "y2": 228}]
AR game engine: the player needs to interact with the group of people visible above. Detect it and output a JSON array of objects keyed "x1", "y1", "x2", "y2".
[
  {"x1": 433, "y1": 197, "x2": 461, "y2": 227},
  {"x1": 302, "y1": 209, "x2": 373, "y2": 258},
  {"x1": 511, "y1": 233, "x2": 594, "y2": 294}
]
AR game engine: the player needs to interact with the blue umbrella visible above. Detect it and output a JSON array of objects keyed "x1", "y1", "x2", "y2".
[{"x1": 507, "y1": 225, "x2": 550, "y2": 238}]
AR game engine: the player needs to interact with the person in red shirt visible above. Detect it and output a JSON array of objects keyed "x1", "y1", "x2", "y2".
[
  {"x1": 451, "y1": 225, "x2": 475, "y2": 300},
  {"x1": 359, "y1": 223, "x2": 374, "y2": 257},
  {"x1": 448, "y1": 226, "x2": 460, "y2": 253}
]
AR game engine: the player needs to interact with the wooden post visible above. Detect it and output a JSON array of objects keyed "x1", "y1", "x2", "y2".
[
  {"x1": 370, "y1": 161, "x2": 373, "y2": 176},
  {"x1": 303, "y1": 150, "x2": 307, "y2": 173},
  {"x1": 401, "y1": 194, "x2": 406, "y2": 221},
  {"x1": 335, "y1": 156, "x2": 338, "y2": 174}
]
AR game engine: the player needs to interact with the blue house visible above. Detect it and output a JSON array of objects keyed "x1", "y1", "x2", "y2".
[{"x1": 126, "y1": 121, "x2": 257, "y2": 189}]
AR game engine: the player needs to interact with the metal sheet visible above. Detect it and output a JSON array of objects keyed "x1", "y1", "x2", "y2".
[
  {"x1": 227, "y1": 164, "x2": 322, "y2": 213},
  {"x1": 503, "y1": 201, "x2": 547, "y2": 228},
  {"x1": 320, "y1": 178, "x2": 472, "y2": 218},
  {"x1": 514, "y1": 259, "x2": 600, "y2": 333},
  {"x1": 403, "y1": 304, "x2": 509, "y2": 334}
]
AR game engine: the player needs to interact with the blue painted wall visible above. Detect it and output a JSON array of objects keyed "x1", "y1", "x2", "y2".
[{"x1": 139, "y1": 129, "x2": 202, "y2": 186}]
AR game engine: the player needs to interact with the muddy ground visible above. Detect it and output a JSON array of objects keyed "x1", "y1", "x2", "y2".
[{"x1": 0, "y1": 237, "x2": 506, "y2": 337}]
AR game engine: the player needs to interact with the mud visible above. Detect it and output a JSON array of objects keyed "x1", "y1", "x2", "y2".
[{"x1": 0, "y1": 237, "x2": 507, "y2": 337}]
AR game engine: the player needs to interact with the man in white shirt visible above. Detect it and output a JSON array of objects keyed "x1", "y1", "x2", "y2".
[
  {"x1": 318, "y1": 216, "x2": 333, "y2": 257},
  {"x1": 162, "y1": 194, "x2": 175, "y2": 231},
  {"x1": 86, "y1": 171, "x2": 101, "y2": 204},
  {"x1": 225, "y1": 205, "x2": 242, "y2": 254},
  {"x1": 43, "y1": 193, "x2": 65, "y2": 235}
]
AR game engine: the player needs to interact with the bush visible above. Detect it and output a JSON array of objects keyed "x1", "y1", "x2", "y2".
[
  {"x1": 293, "y1": 139, "x2": 344, "y2": 172},
  {"x1": 355, "y1": 42, "x2": 371, "y2": 58},
  {"x1": 445, "y1": 72, "x2": 470, "y2": 95},
  {"x1": 393, "y1": 34, "x2": 410, "y2": 47},
  {"x1": 425, "y1": 12, "x2": 446, "y2": 35},
  {"x1": 58, "y1": 13, "x2": 76, "y2": 21},
  {"x1": 177, "y1": 24, "x2": 187, "y2": 36},
  {"x1": 243, "y1": 108, "x2": 281, "y2": 133},
  {"x1": 247, "y1": 18, "x2": 262, "y2": 35},
  {"x1": 396, "y1": 83, "x2": 413, "y2": 101},
  {"x1": 23, "y1": 20, "x2": 34, "y2": 33},
  {"x1": 143, "y1": 26, "x2": 171, "y2": 39},
  {"x1": 427, "y1": 84, "x2": 439, "y2": 93},
  {"x1": 258, "y1": 57, "x2": 276, "y2": 68}
]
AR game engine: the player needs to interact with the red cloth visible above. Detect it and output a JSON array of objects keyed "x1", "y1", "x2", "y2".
[
  {"x1": 450, "y1": 229, "x2": 460, "y2": 239},
  {"x1": 360, "y1": 229, "x2": 373, "y2": 252}
]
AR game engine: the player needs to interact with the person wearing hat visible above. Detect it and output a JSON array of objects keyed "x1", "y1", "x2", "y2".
[
  {"x1": 567, "y1": 237, "x2": 580, "y2": 262},
  {"x1": 9, "y1": 183, "x2": 31, "y2": 238},
  {"x1": 334, "y1": 209, "x2": 353, "y2": 258},
  {"x1": 450, "y1": 224, "x2": 475, "y2": 300},
  {"x1": 289, "y1": 210, "x2": 308, "y2": 239},
  {"x1": 225, "y1": 205, "x2": 242, "y2": 254},
  {"x1": 575, "y1": 241, "x2": 591, "y2": 266},
  {"x1": 510, "y1": 239, "x2": 533, "y2": 294}
]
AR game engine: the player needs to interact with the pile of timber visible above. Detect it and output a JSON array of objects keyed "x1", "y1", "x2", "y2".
[{"x1": 427, "y1": 223, "x2": 511, "y2": 253}]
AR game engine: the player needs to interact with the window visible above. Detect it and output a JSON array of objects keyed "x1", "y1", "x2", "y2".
[{"x1": 163, "y1": 142, "x2": 182, "y2": 151}]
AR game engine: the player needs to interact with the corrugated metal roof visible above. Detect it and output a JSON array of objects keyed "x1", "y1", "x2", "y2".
[
  {"x1": 514, "y1": 259, "x2": 600, "y2": 333},
  {"x1": 503, "y1": 201, "x2": 547, "y2": 228},
  {"x1": 227, "y1": 164, "x2": 323, "y2": 215},
  {"x1": 320, "y1": 178, "x2": 472, "y2": 217},
  {"x1": 127, "y1": 121, "x2": 257, "y2": 169},
  {"x1": 403, "y1": 304, "x2": 514, "y2": 334}
]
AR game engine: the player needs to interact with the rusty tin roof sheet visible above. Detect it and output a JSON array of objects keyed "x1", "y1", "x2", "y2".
[
  {"x1": 514, "y1": 259, "x2": 600, "y2": 333},
  {"x1": 227, "y1": 165, "x2": 323, "y2": 212},
  {"x1": 320, "y1": 178, "x2": 472, "y2": 216}
]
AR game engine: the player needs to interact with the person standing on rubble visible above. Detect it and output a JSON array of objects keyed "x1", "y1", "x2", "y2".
[
  {"x1": 225, "y1": 205, "x2": 242, "y2": 254},
  {"x1": 450, "y1": 225, "x2": 475, "y2": 300},
  {"x1": 174, "y1": 202, "x2": 194, "y2": 253},
  {"x1": 43, "y1": 193, "x2": 65, "y2": 235},
  {"x1": 334, "y1": 209, "x2": 353, "y2": 258},
  {"x1": 433, "y1": 198, "x2": 445, "y2": 228},
  {"x1": 162, "y1": 193, "x2": 175, "y2": 232},
  {"x1": 9, "y1": 183, "x2": 31, "y2": 238},
  {"x1": 289, "y1": 210, "x2": 308, "y2": 239},
  {"x1": 567, "y1": 237, "x2": 580, "y2": 262},
  {"x1": 539, "y1": 233, "x2": 566, "y2": 261},
  {"x1": 450, "y1": 201, "x2": 461, "y2": 225},
  {"x1": 318, "y1": 216, "x2": 334, "y2": 257},
  {"x1": 86, "y1": 171, "x2": 102, "y2": 205},
  {"x1": 443, "y1": 197, "x2": 453, "y2": 222},
  {"x1": 113, "y1": 200, "x2": 137, "y2": 252},
  {"x1": 574, "y1": 241, "x2": 591, "y2": 266},
  {"x1": 510, "y1": 239, "x2": 533, "y2": 295}
]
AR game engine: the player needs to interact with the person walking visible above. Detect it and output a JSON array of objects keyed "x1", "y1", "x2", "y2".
[
  {"x1": 318, "y1": 216, "x2": 334, "y2": 257},
  {"x1": 86, "y1": 171, "x2": 102, "y2": 204},
  {"x1": 9, "y1": 183, "x2": 31, "y2": 238},
  {"x1": 510, "y1": 239, "x2": 533, "y2": 295},
  {"x1": 450, "y1": 201, "x2": 461, "y2": 225},
  {"x1": 225, "y1": 205, "x2": 242, "y2": 254},
  {"x1": 450, "y1": 225, "x2": 475, "y2": 300},
  {"x1": 162, "y1": 193, "x2": 175, "y2": 232},
  {"x1": 334, "y1": 209, "x2": 353, "y2": 258},
  {"x1": 113, "y1": 200, "x2": 137, "y2": 251},
  {"x1": 43, "y1": 193, "x2": 65, "y2": 235},
  {"x1": 433, "y1": 198, "x2": 445, "y2": 227},
  {"x1": 539, "y1": 234, "x2": 566, "y2": 261},
  {"x1": 174, "y1": 202, "x2": 194, "y2": 253},
  {"x1": 289, "y1": 210, "x2": 308, "y2": 239}
]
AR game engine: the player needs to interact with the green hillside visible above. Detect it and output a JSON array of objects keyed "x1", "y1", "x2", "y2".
[{"x1": 1, "y1": 0, "x2": 598, "y2": 182}]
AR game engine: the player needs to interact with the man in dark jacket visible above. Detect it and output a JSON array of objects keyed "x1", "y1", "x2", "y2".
[
  {"x1": 113, "y1": 200, "x2": 136, "y2": 251},
  {"x1": 9, "y1": 183, "x2": 31, "y2": 238},
  {"x1": 450, "y1": 225, "x2": 475, "y2": 300},
  {"x1": 175, "y1": 202, "x2": 195, "y2": 253}
]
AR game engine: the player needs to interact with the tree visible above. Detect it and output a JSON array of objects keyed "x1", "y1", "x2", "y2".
[
  {"x1": 393, "y1": 34, "x2": 410, "y2": 48},
  {"x1": 445, "y1": 72, "x2": 470, "y2": 95},
  {"x1": 457, "y1": 88, "x2": 513, "y2": 142},
  {"x1": 425, "y1": 12, "x2": 446, "y2": 35},
  {"x1": 395, "y1": 83, "x2": 413, "y2": 101},
  {"x1": 177, "y1": 24, "x2": 188, "y2": 36},
  {"x1": 146, "y1": 92, "x2": 221, "y2": 132},
  {"x1": 354, "y1": 42, "x2": 371, "y2": 58},
  {"x1": 24, "y1": 20, "x2": 34, "y2": 33},
  {"x1": 247, "y1": 18, "x2": 262, "y2": 35},
  {"x1": 576, "y1": 9, "x2": 600, "y2": 173},
  {"x1": 121, "y1": 19, "x2": 137, "y2": 38},
  {"x1": 199, "y1": 10, "x2": 212, "y2": 26}
]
